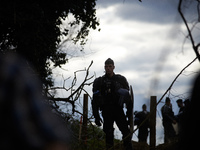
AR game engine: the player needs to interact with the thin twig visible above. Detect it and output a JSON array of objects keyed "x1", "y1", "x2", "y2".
[{"x1": 178, "y1": 0, "x2": 200, "y2": 61}]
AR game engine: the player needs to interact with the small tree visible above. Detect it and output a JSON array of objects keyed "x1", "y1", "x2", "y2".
[{"x1": 0, "y1": 0, "x2": 99, "y2": 89}]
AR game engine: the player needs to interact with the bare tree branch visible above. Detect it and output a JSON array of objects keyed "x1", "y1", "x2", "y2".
[
  {"x1": 47, "y1": 60, "x2": 94, "y2": 114},
  {"x1": 178, "y1": 0, "x2": 200, "y2": 61},
  {"x1": 156, "y1": 56, "x2": 198, "y2": 105}
]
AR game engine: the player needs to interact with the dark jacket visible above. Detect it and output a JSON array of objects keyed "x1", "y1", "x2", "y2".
[
  {"x1": 92, "y1": 73, "x2": 130, "y2": 119},
  {"x1": 161, "y1": 104, "x2": 175, "y2": 123}
]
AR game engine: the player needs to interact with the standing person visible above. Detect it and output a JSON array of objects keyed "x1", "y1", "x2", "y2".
[
  {"x1": 175, "y1": 99, "x2": 185, "y2": 137},
  {"x1": 161, "y1": 97, "x2": 176, "y2": 143},
  {"x1": 135, "y1": 104, "x2": 150, "y2": 143},
  {"x1": 92, "y1": 58, "x2": 133, "y2": 150},
  {"x1": 176, "y1": 99, "x2": 185, "y2": 114}
]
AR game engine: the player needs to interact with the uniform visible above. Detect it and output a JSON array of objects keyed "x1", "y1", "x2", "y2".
[
  {"x1": 135, "y1": 110, "x2": 150, "y2": 143},
  {"x1": 92, "y1": 73, "x2": 133, "y2": 150},
  {"x1": 161, "y1": 104, "x2": 176, "y2": 143}
]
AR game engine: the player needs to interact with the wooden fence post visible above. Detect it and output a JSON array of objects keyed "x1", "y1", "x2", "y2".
[{"x1": 150, "y1": 96, "x2": 156, "y2": 150}]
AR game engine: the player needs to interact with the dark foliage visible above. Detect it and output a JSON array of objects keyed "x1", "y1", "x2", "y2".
[{"x1": 0, "y1": 0, "x2": 99, "y2": 88}]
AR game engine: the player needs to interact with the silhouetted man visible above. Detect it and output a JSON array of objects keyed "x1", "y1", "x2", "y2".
[
  {"x1": 175, "y1": 99, "x2": 185, "y2": 136},
  {"x1": 135, "y1": 104, "x2": 150, "y2": 143},
  {"x1": 161, "y1": 97, "x2": 176, "y2": 143},
  {"x1": 92, "y1": 58, "x2": 133, "y2": 150}
]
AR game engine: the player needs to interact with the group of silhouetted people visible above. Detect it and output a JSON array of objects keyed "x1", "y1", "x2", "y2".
[
  {"x1": 134, "y1": 96, "x2": 192, "y2": 146},
  {"x1": 134, "y1": 96, "x2": 192, "y2": 147}
]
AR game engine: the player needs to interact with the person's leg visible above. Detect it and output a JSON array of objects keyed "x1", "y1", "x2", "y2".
[
  {"x1": 115, "y1": 107, "x2": 132, "y2": 150},
  {"x1": 163, "y1": 122, "x2": 168, "y2": 143},
  {"x1": 102, "y1": 106, "x2": 115, "y2": 149}
]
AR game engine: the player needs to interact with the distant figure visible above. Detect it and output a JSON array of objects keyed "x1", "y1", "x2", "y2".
[
  {"x1": 176, "y1": 99, "x2": 185, "y2": 113},
  {"x1": 0, "y1": 54, "x2": 70, "y2": 150},
  {"x1": 175, "y1": 99, "x2": 185, "y2": 136},
  {"x1": 161, "y1": 97, "x2": 176, "y2": 143},
  {"x1": 135, "y1": 104, "x2": 150, "y2": 143},
  {"x1": 92, "y1": 58, "x2": 133, "y2": 150}
]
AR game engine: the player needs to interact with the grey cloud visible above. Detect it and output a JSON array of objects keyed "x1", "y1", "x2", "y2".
[
  {"x1": 96, "y1": 0, "x2": 126, "y2": 8},
  {"x1": 97, "y1": 0, "x2": 198, "y2": 24},
  {"x1": 113, "y1": 1, "x2": 181, "y2": 24}
]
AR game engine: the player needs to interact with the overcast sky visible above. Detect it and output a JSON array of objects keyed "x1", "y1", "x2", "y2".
[{"x1": 54, "y1": 0, "x2": 200, "y2": 145}]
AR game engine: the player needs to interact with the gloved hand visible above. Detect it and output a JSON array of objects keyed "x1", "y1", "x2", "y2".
[
  {"x1": 117, "y1": 88, "x2": 129, "y2": 106},
  {"x1": 95, "y1": 118, "x2": 103, "y2": 126}
]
